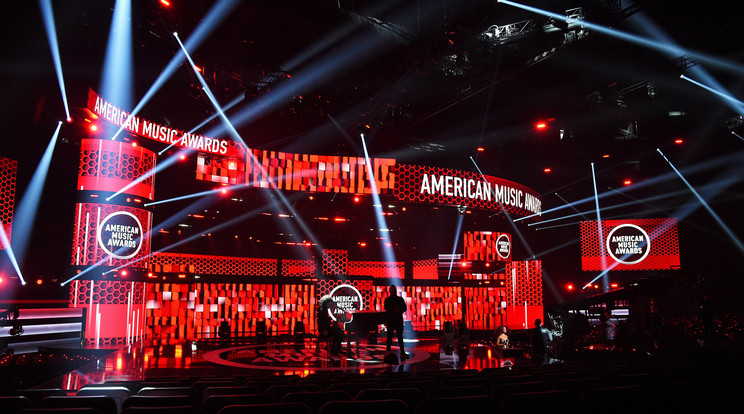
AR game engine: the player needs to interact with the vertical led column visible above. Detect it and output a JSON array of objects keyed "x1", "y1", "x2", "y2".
[{"x1": 69, "y1": 138, "x2": 155, "y2": 345}]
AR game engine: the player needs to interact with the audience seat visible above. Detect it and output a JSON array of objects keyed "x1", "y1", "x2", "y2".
[
  {"x1": 218, "y1": 402, "x2": 312, "y2": 414},
  {"x1": 414, "y1": 395, "x2": 495, "y2": 414},
  {"x1": 39, "y1": 396, "x2": 117, "y2": 414},
  {"x1": 319, "y1": 399, "x2": 408, "y2": 414},
  {"x1": 202, "y1": 394, "x2": 276, "y2": 414},
  {"x1": 356, "y1": 388, "x2": 424, "y2": 412},
  {"x1": 281, "y1": 390, "x2": 352, "y2": 414},
  {"x1": 0, "y1": 396, "x2": 34, "y2": 414}
]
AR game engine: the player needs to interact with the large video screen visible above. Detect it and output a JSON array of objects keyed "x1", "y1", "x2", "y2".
[{"x1": 580, "y1": 218, "x2": 680, "y2": 271}]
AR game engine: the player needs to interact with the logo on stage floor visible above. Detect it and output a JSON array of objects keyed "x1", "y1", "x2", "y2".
[
  {"x1": 202, "y1": 344, "x2": 428, "y2": 371},
  {"x1": 97, "y1": 211, "x2": 143, "y2": 259},
  {"x1": 606, "y1": 223, "x2": 650, "y2": 265},
  {"x1": 329, "y1": 284, "x2": 363, "y2": 323}
]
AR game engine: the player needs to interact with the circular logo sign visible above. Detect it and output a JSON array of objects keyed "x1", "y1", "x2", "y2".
[
  {"x1": 496, "y1": 234, "x2": 511, "y2": 259},
  {"x1": 97, "y1": 211, "x2": 144, "y2": 260},
  {"x1": 606, "y1": 224, "x2": 650, "y2": 265},
  {"x1": 329, "y1": 284, "x2": 364, "y2": 323}
]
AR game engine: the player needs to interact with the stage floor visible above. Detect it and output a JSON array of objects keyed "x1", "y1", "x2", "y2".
[{"x1": 41, "y1": 336, "x2": 554, "y2": 390}]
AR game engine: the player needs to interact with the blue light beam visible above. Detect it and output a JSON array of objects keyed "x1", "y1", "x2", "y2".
[
  {"x1": 13, "y1": 121, "x2": 62, "y2": 268},
  {"x1": 38, "y1": 0, "x2": 70, "y2": 120},
  {"x1": 657, "y1": 148, "x2": 744, "y2": 254},
  {"x1": 110, "y1": 0, "x2": 241, "y2": 140},
  {"x1": 498, "y1": 0, "x2": 744, "y2": 77},
  {"x1": 0, "y1": 226, "x2": 26, "y2": 285},
  {"x1": 681, "y1": 75, "x2": 744, "y2": 108}
]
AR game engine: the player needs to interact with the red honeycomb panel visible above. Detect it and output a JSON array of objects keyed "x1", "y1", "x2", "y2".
[
  {"x1": 322, "y1": 249, "x2": 348, "y2": 276},
  {"x1": 69, "y1": 280, "x2": 145, "y2": 306},
  {"x1": 144, "y1": 283, "x2": 315, "y2": 339},
  {"x1": 0, "y1": 157, "x2": 17, "y2": 246},
  {"x1": 401, "y1": 286, "x2": 462, "y2": 331},
  {"x1": 150, "y1": 252, "x2": 277, "y2": 276},
  {"x1": 196, "y1": 154, "x2": 245, "y2": 185},
  {"x1": 504, "y1": 260, "x2": 543, "y2": 307},
  {"x1": 412, "y1": 259, "x2": 438, "y2": 280},
  {"x1": 394, "y1": 164, "x2": 542, "y2": 217},
  {"x1": 348, "y1": 260, "x2": 404, "y2": 279},
  {"x1": 281, "y1": 259, "x2": 317, "y2": 277},
  {"x1": 580, "y1": 219, "x2": 681, "y2": 271},
  {"x1": 70, "y1": 203, "x2": 152, "y2": 268},
  {"x1": 241, "y1": 150, "x2": 396, "y2": 195},
  {"x1": 77, "y1": 139, "x2": 156, "y2": 200}
]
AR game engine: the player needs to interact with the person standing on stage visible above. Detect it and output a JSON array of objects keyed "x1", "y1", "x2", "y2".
[{"x1": 384, "y1": 285, "x2": 408, "y2": 360}]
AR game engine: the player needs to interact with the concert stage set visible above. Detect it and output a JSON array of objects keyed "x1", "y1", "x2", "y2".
[{"x1": 2, "y1": 3, "x2": 744, "y2": 412}]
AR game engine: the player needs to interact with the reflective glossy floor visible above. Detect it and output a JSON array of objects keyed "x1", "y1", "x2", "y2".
[{"x1": 41, "y1": 336, "x2": 548, "y2": 390}]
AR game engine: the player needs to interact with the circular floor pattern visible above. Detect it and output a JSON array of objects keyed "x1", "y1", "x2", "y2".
[{"x1": 202, "y1": 343, "x2": 430, "y2": 371}]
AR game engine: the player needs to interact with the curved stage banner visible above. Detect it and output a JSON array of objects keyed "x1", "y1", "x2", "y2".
[
  {"x1": 86, "y1": 89, "x2": 245, "y2": 158},
  {"x1": 87, "y1": 90, "x2": 542, "y2": 218}
]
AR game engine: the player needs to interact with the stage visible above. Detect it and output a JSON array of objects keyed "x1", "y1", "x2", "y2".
[{"x1": 38, "y1": 336, "x2": 543, "y2": 391}]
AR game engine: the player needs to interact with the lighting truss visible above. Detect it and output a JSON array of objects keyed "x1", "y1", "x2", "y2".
[
  {"x1": 482, "y1": 19, "x2": 537, "y2": 45},
  {"x1": 722, "y1": 115, "x2": 744, "y2": 131},
  {"x1": 482, "y1": 7, "x2": 586, "y2": 45},
  {"x1": 673, "y1": 54, "x2": 699, "y2": 71}
]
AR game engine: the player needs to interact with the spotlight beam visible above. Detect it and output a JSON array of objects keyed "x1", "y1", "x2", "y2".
[
  {"x1": 13, "y1": 121, "x2": 62, "y2": 267},
  {"x1": 733, "y1": 131, "x2": 744, "y2": 142},
  {"x1": 143, "y1": 184, "x2": 245, "y2": 207},
  {"x1": 499, "y1": 0, "x2": 744, "y2": 76},
  {"x1": 555, "y1": 192, "x2": 588, "y2": 220},
  {"x1": 158, "y1": 94, "x2": 244, "y2": 156},
  {"x1": 38, "y1": 0, "x2": 70, "y2": 121},
  {"x1": 657, "y1": 149, "x2": 744, "y2": 254},
  {"x1": 109, "y1": 0, "x2": 241, "y2": 140},
  {"x1": 0, "y1": 226, "x2": 25, "y2": 285},
  {"x1": 106, "y1": 150, "x2": 180, "y2": 201},
  {"x1": 447, "y1": 214, "x2": 465, "y2": 281},
  {"x1": 681, "y1": 75, "x2": 744, "y2": 108},
  {"x1": 99, "y1": 0, "x2": 133, "y2": 117},
  {"x1": 470, "y1": 156, "x2": 562, "y2": 302},
  {"x1": 173, "y1": 31, "x2": 322, "y2": 257},
  {"x1": 590, "y1": 163, "x2": 608, "y2": 291},
  {"x1": 361, "y1": 133, "x2": 398, "y2": 277}
]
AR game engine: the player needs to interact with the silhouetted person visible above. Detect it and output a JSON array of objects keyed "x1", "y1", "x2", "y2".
[
  {"x1": 530, "y1": 318, "x2": 552, "y2": 363},
  {"x1": 318, "y1": 295, "x2": 342, "y2": 355},
  {"x1": 384, "y1": 285, "x2": 407, "y2": 360}
]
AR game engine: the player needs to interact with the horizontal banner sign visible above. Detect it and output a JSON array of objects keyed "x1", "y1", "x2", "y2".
[
  {"x1": 394, "y1": 164, "x2": 542, "y2": 217},
  {"x1": 87, "y1": 89, "x2": 244, "y2": 157}
]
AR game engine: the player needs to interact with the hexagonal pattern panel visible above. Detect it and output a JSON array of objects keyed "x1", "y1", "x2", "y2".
[{"x1": 0, "y1": 157, "x2": 17, "y2": 244}]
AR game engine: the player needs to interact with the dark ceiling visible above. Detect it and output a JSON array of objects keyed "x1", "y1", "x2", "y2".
[{"x1": 1, "y1": 0, "x2": 743, "y2": 306}]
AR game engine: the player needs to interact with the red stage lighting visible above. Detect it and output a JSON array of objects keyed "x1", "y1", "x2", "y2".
[
  {"x1": 535, "y1": 122, "x2": 547, "y2": 130},
  {"x1": 66, "y1": 117, "x2": 73, "y2": 123},
  {"x1": 543, "y1": 168, "x2": 552, "y2": 173},
  {"x1": 333, "y1": 217, "x2": 346, "y2": 222},
  {"x1": 674, "y1": 138, "x2": 684, "y2": 144},
  {"x1": 567, "y1": 284, "x2": 574, "y2": 291},
  {"x1": 593, "y1": 284, "x2": 599, "y2": 289},
  {"x1": 121, "y1": 270, "x2": 127, "y2": 276},
  {"x1": 359, "y1": 242, "x2": 367, "y2": 247},
  {"x1": 353, "y1": 196, "x2": 360, "y2": 203},
  {"x1": 477, "y1": 147, "x2": 485, "y2": 152},
  {"x1": 221, "y1": 188, "x2": 228, "y2": 194},
  {"x1": 623, "y1": 179, "x2": 632, "y2": 186},
  {"x1": 131, "y1": 142, "x2": 137, "y2": 147},
  {"x1": 90, "y1": 125, "x2": 98, "y2": 132},
  {"x1": 160, "y1": 0, "x2": 171, "y2": 6},
  {"x1": 179, "y1": 154, "x2": 186, "y2": 160},
  {"x1": 36, "y1": 278, "x2": 43, "y2": 285},
  {"x1": 0, "y1": 276, "x2": 3, "y2": 284},
  {"x1": 610, "y1": 282, "x2": 619, "y2": 288},
  {"x1": 602, "y1": 154, "x2": 610, "y2": 158}
]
